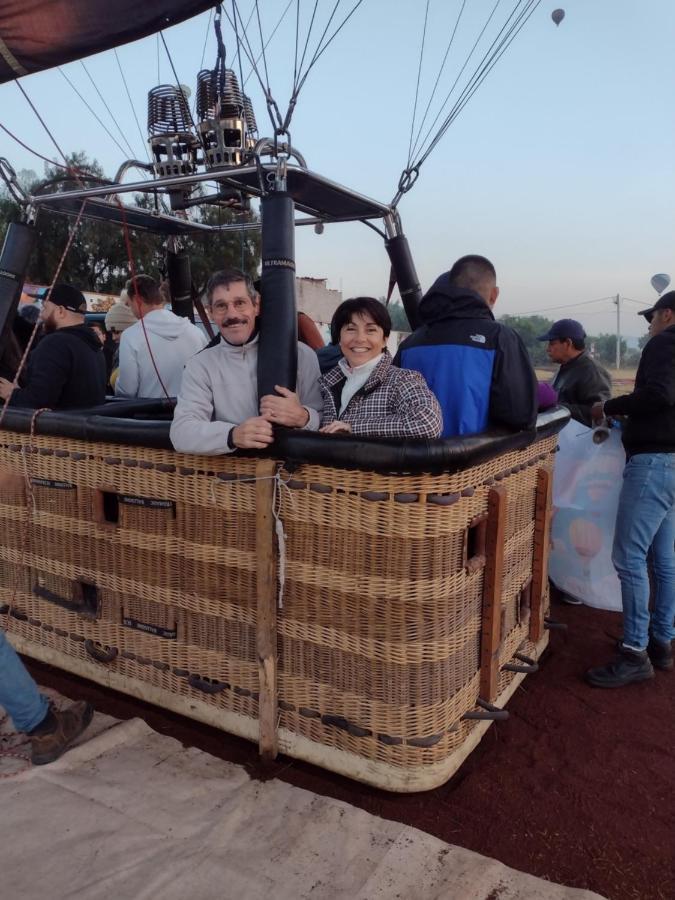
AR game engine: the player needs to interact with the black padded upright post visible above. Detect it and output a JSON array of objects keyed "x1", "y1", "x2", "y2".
[
  {"x1": 166, "y1": 249, "x2": 194, "y2": 321},
  {"x1": 385, "y1": 233, "x2": 422, "y2": 331},
  {"x1": 0, "y1": 222, "x2": 36, "y2": 358},
  {"x1": 257, "y1": 192, "x2": 297, "y2": 399}
]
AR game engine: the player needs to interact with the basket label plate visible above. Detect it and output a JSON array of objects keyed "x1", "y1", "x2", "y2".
[{"x1": 122, "y1": 617, "x2": 177, "y2": 640}]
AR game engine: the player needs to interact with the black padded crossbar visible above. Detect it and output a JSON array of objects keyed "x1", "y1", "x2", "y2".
[{"x1": 0, "y1": 405, "x2": 569, "y2": 474}]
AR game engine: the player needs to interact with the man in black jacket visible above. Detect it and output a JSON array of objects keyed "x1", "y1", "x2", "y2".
[
  {"x1": 394, "y1": 255, "x2": 537, "y2": 436},
  {"x1": 0, "y1": 284, "x2": 106, "y2": 410},
  {"x1": 586, "y1": 291, "x2": 675, "y2": 688},
  {"x1": 537, "y1": 319, "x2": 611, "y2": 427}
]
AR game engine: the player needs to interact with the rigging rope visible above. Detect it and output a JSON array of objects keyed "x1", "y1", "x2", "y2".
[
  {"x1": 407, "y1": 0, "x2": 468, "y2": 168},
  {"x1": 396, "y1": 0, "x2": 543, "y2": 205},
  {"x1": 411, "y1": 0, "x2": 506, "y2": 167},
  {"x1": 13, "y1": 80, "x2": 86, "y2": 188},
  {"x1": 159, "y1": 31, "x2": 209, "y2": 156},
  {"x1": 292, "y1": 0, "x2": 365, "y2": 100},
  {"x1": 253, "y1": 0, "x2": 272, "y2": 100},
  {"x1": 79, "y1": 61, "x2": 137, "y2": 161},
  {"x1": 113, "y1": 49, "x2": 153, "y2": 165},
  {"x1": 0, "y1": 122, "x2": 98, "y2": 181},
  {"x1": 407, "y1": 0, "x2": 431, "y2": 171},
  {"x1": 242, "y1": 0, "x2": 295, "y2": 89},
  {"x1": 294, "y1": 0, "x2": 320, "y2": 93},
  {"x1": 58, "y1": 68, "x2": 131, "y2": 161}
]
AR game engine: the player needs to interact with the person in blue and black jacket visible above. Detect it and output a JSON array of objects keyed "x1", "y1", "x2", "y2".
[{"x1": 394, "y1": 255, "x2": 538, "y2": 437}]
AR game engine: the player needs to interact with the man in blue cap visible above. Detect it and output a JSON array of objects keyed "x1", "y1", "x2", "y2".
[
  {"x1": 538, "y1": 318, "x2": 611, "y2": 427},
  {"x1": 585, "y1": 291, "x2": 675, "y2": 687}
]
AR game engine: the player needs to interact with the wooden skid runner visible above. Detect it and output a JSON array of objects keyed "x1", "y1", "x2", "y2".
[{"x1": 0, "y1": 428, "x2": 556, "y2": 791}]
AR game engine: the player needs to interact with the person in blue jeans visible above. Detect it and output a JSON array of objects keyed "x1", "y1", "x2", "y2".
[
  {"x1": 0, "y1": 629, "x2": 93, "y2": 763},
  {"x1": 586, "y1": 292, "x2": 675, "y2": 687}
]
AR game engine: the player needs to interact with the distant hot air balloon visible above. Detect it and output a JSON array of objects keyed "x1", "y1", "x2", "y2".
[
  {"x1": 551, "y1": 9, "x2": 565, "y2": 26},
  {"x1": 650, "y1": 273, "x2": 671, "y2": 295}
]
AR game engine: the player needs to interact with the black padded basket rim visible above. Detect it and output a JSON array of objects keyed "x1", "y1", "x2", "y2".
[{"x1": 0, "y1": 405, "x2": 569, "y2": 475}]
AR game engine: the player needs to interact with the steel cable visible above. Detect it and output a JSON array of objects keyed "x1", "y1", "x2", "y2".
[
  {"x1": 407, "y1": 0, "x2": 468, "y2": 167},
  {"x1": 406, "y1": 0, "x2": 431, "y2": 170}
]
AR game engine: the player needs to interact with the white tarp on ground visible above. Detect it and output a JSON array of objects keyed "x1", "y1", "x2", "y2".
[
  {"x1": 0, "y1": 699, "x2": 605, "y2": 900},
  {"x1": 549, "y1": 421, "x2": 624, "y2": 610}
]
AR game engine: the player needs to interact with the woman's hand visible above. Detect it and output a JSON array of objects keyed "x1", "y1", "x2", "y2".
[{"x1": 320, "y1": 421, "x2": 352, "y2": 434}]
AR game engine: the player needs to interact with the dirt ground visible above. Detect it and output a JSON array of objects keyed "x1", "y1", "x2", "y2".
[{"x1": 22, "y1": 598, "x2": 673, "y2": 900}]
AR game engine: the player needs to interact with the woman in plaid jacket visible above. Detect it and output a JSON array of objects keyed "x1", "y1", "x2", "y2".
[{"x1": 319, "y1": 297, "x2": 442, "y2": 439}]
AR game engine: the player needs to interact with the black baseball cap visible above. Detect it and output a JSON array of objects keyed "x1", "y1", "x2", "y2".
[
  {"x1": 537, "y1": 318, "x2": 586, "y2": 342},
  {"x1": 638, "y1": 290, "x2": 675, "y2": 323},
  {"x1": 45, "y1": 284, "x2": 87, "y2": 313}
]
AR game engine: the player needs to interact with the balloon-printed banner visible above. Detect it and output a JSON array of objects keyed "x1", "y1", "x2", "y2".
[{"x1": 548, "y1": 421, "x2": 624, "y2": 610}]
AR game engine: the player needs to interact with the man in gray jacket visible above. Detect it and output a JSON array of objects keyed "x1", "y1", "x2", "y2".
[
  {"x1": 170, "y1": 269, "x2": 322, "y2": 454},
  {"x1": 538, "y1": 319, "x2": 611, "y2": 427}
]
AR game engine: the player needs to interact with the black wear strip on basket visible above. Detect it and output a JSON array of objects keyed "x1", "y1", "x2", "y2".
[{"x1": 0, "y1": 405, "x2": 569, "y2": 474}]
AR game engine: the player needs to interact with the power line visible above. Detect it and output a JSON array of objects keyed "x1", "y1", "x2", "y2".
[
  {"x1": 507, "y1": 296, "x2": 615, "y2": 316},
  {"x1": 622, "y1": 297, "x2": 651, "y2": 306}
]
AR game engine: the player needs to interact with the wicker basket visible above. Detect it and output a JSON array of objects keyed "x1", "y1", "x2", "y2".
[{"x1": 0, "y1": 427, "x2": 556, "y2": 791}]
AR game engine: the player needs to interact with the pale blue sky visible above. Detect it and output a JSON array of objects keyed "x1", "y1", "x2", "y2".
[{"x1": 1, "y1": 1, "x2": 673, "y2": 338}]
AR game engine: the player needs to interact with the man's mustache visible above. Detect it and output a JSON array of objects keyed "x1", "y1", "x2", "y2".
[{"x1": 223, "y1": 318, "x2": 247, "y2": 327}]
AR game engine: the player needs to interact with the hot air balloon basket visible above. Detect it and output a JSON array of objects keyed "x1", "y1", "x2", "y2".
[{"x1": 0, "y1": 427, "x2": 556, "y2": 791}]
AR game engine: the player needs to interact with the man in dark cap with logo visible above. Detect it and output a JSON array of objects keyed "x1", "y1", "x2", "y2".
[
  {"x1": 0, "y1": 284, "x2": 106, "y2": 410},
  {"x1": 586, "y1": 291, "x2": 675, "y2": 687},
  {"x1": 537, "y1": 318, "x2": 611, "y2": 427}
]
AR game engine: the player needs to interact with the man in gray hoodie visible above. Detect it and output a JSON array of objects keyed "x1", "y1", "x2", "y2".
[
  {"x1": 115, "y1": 274, "x2": 207, "y2": 398},
  {"x1": 170, "y1": 268, "x2": 322, "y2": 454}
]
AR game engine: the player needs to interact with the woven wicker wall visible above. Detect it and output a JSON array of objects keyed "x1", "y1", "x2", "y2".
[{"x1": 0, "y1": 428, "x2": 556, "y2": 787}]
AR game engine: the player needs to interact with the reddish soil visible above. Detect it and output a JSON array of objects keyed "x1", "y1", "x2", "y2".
[{"x1": 22, "y1": 599, "x2": 674, "y2": 900}]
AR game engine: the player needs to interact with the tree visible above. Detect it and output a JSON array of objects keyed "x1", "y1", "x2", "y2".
[
  {"x1": 384, "y1": 300, "x2": 411, "y2": 333},
  {"x1": 590, "y1": 333, "x2": 627, "y2": 367},
  {"x1": 499, "y1": 315, "x2": 555, "y2": 366},
  {"x1": 0, "y1": 151, "x2": 261, "y2": 294},
  {"x1": 638, "y1": 333, "x2": 651, "y2": 350}
]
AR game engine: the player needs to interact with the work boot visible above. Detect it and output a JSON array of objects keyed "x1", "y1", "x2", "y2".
[
  {"x1": 647, "y1": 637, "x2": 673, "y2": 671},
  {"x1": 585, "y1": 647, "x2": 654, "y2": 688},
  {"x1": 30, "y1": 701, "x2": 94, "y2": 766}
]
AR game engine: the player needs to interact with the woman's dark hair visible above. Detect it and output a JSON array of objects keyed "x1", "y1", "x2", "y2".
[{"x1": 330, "y1": 297, "x2": 391, "y2": 345}]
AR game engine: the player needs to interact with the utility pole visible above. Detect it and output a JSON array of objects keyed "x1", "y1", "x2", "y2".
[{"x1": 614, "y1": 293, "x2": 621, "y2": 369}]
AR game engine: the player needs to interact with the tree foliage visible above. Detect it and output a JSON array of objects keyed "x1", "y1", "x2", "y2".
[
  {"x1": 386, "y1": 300, "x2": 412, "y2": 333},
  {"x1": 590, "y1": 333, "x2": 627, "y2": 366},
  {"x1": 0, "y1": 152, "x2": 261, "y2": 295},
  {"x1": 499, "y1": 315, "x2": 554, "y2": 366}
]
